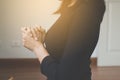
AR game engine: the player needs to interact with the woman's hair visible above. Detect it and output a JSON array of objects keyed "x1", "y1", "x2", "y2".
[{"x1": 54, "y1": 0, "x2": 77, "y2": 14}]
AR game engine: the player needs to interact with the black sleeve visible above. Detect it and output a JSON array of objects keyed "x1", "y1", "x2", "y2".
[{"x1": 41, "y1": 2, "x2": 105, "y2": 80}]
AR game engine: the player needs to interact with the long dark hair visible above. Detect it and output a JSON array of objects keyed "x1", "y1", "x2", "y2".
[
  {"x1": 54, "y1": 0, "x2": 105, "y2": 14},
  {"x1": 54, "y1": 0, "x2": 74, "y2": 14}
]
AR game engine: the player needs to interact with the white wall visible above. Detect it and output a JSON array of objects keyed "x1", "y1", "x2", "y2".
[
  {"x1": 0, "y1": 0, "x2": 97, "y2": 58},
  {"x1": 98, "y1": 0, "x2": 120, "y2": 66}
]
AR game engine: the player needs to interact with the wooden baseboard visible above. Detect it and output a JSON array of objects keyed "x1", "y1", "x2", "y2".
[
  {"x1": 0, "y1": 59, "x2": 39, "y2": 68},
  {"x1": 0, "y1": 58, "x2": 97, "y2": 67},
  {"x1": 91, "y1": 58, "x2": 97, "y2": 66}
]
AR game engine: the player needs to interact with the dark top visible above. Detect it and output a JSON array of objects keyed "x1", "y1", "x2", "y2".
[{"x1": 41, "y1": 0, "x2": 105, "y2": 80}]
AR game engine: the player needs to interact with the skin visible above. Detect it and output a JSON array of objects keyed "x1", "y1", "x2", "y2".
[{"x1": 21, "y1": 26, "x2": 49, "y2": 63}]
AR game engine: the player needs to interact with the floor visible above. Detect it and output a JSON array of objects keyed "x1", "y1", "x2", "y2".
[{"x1": 0, "y1": 59, "x2": 120, "y2": 80}]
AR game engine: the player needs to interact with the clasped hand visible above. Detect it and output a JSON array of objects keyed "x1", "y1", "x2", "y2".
[{"x1": 21, "y1": 26, "x2": 46, "y2": 52}]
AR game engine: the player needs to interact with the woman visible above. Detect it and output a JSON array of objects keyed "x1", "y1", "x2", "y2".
[{"x1": 21, "y1": 0, "x2": 105, "y2": 80}]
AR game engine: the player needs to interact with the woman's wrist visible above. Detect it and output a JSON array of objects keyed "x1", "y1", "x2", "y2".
[
  {"x1": 33, "y1": 42, "x2": 49, "y2": 63},
  {"x1": 33, "y1": 41, "x2": 43, "y2": 51}
]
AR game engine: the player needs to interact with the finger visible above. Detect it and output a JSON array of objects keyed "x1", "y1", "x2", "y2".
[
  {"x1": 31, "y1": 27, "x2": 37, "y2": 40},
  {"x1": 22, "y1": 27, "x2": 32, "y2": 36},
  {"x1": 34, "y1": 27, "x2": 38, "y2": 35},
  {"x1": 27, "y1": 27, "x2": 30, "y2": 32},
  {"x1": 34, "y1": 27, "x2": 39, "y2": 40},
  {"x1": 21, "y1": 27, "x2": 27, "y2": 33},
  {"x1": 21, "y1": 27, "x2": 32, "y2": 37},
  {"x1": 36, "y1": 26, "x2": 44, "y2": 41},
  {"x1": 27, "y1": 27, "x2": 33, "y2": 37},
  {"x1": 36, "y1": 26, "x2": 41, "y2": 32},
  {"x1": 36, "y1": 26, "x2": 46, "y2": 43},
  {"x1": 34, "y1": 25, "x2": 40, "y2": 32},
  {"x1": 37, "y1": 26, "x2": 46, "y2": 33},
  {"x1": 26, "y1": 27, "x2": 30, "y2": 33},
  {"x1": 41, "y1": 27, "x2": 46, "y2": 33},
  {"x1": 29, "y1": 27, "x2": 33, "y2": 37}
]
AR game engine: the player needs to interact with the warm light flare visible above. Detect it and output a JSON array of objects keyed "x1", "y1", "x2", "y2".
[{"x1": 1, "y1": 0, "x2": 62, "y2": 29}]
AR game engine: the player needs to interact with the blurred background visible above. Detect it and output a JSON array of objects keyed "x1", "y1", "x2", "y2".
[
  {"x1": 0, "y1": 0, "x2": 120, "y2": 80},
  {"x1": 0, "y1": 0, "x2": 120, "y2": 66}
]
